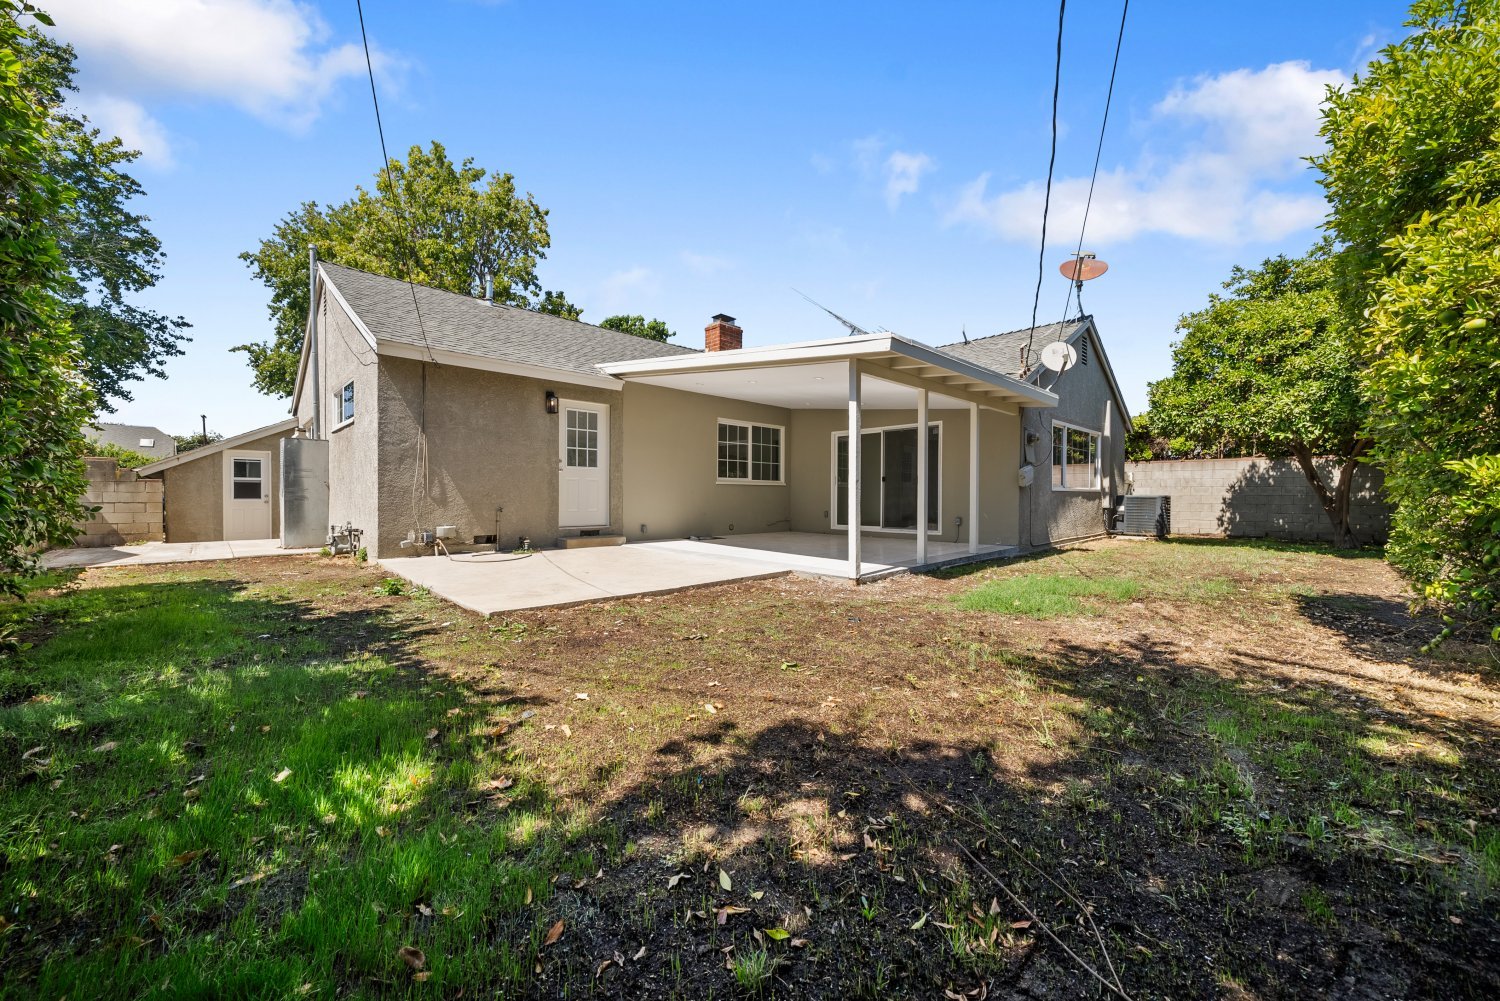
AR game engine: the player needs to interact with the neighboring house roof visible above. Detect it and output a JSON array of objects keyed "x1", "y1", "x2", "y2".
[
  {"x1": 136, "y1": 418, "x2": 297, "y2": 477},
  {"x1": 318, "y1": 260, "x2": 692, "y2": 379},
  {"x1": 87, "y1": 422, "x2": 177, "y2": 460},
  {"x1": 936, "y1": 318, "x2": 1091, "y2": 378},
  {"x1": 937, "y1": 315, "x2": 1131, "y2": 425}
]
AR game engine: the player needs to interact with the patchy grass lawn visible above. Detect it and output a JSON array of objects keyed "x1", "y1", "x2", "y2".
[{"x1": 1, "y1": 539, "x2": 1497, "y2": 999}]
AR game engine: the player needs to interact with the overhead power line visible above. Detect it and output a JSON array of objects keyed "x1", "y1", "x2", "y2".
[
  {"x1": 1058, "y1": 0, "x2": 1130, "y2": 328},
  {"x1": 1021, "y1": 0, "x2": 1068, "y2": 372}
]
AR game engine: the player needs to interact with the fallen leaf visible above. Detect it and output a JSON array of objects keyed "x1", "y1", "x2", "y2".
[
  {"x1": 446, "y1": 707, "x2": 462, "y2": 717},
  {"x1": 425, "y1": 729, "x2": 440, "y2": 741},
  {"x1": 376, "y1": 826, "x2": 390, "y2": 838},
  {"x1": 412, "y1": 971, "x2": 431, "y2": 982},
  {"x1": 351, "y1": 690, "x2": 370, "y2": 699},
  {"x1": 989, "y1": 898, "x2": 1001, "y2": 916},
  {"x1": 719, "y1": 868, "x2": 733, "y2": 891},
  {"x1": 272, "y1": 768, "x2": 292, "y2": 784},
  {"x1": 229, "y1": 870, "x2": 269, "y2": 889},
  {"x1": 575, "y1": 692, "x2": 589, "y2": 701},
  {"x1": 321, "y1": 813, "x2": 336, "y2": 826},
  {"x1": 632, "y1": 945, "x2": 647, "y2": 961},
  {"x1": 93, "y1": 741, "x2": 118, "y2": 754},
  {"x1": 417, "y1": 903, "x2": 433, "y2": 917},
  {"x1": 170, "y1": 848, "x2": 206, "y2": 867},
  {"x1": 595, "y1": 959, "x2": 613, "y2": 977},
  {"x1": 715, "y1": 905, "x2": 750, "y2": 925},
  {"x1": 1449, "y1": 914, "x2": 1464, "y2": 925},
  {"x1": 524, "y1": 885, "x2": 533, "y2": 905},
  {"x1": 543, "y1": 919, "x2": 565, "y2": 947},
  {"x1": 790, "y1": 937, "x2": 810, "y2": 948},
  {"x1": 1010, "y1": 919, "x2": 1032, "y2": 929},
  {"x1": 560, "y1": 724, "x2": 572, "y2": 738},
  {"x1": 398, "y1": 945, "x2": 426, "y2": 970},
  {"x1": 667, "y1": 873, "x2": 686, "y2": 889},
  {"x1": 764, "y1": 927, "x2": 790, "y2": 940},
  {"x1": 911, "y1": 911, "x2": 928, "y2": 930},
  {"x1": 703, "y1": 703, "x2": 717, "y2": 715},
  {"x1": 750, "y1": 890, "x2": 764, "y2": 900},
  {"x1": 182, "y1": 787, "x2": 201, "y2": 801}
]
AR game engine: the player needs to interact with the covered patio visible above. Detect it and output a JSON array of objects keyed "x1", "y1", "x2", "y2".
[{"x1": 602, "y1": 332, "x2": 1055, "y2": 579}]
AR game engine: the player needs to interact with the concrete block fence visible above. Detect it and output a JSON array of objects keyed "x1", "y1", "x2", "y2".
[
  {"x1": 73, "y1": 457, "x2": 164, "y2": 546},
  {"x1": 1124, "y1": 457, "x2": 1390, "y2": 544}
]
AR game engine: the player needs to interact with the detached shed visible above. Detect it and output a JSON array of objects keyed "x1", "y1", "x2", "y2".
[{"x1": 136, "y1": 419, "x2": 298, "y2": 542}]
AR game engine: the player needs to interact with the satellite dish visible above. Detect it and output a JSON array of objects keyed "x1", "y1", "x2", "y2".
[
  {"x1": 1040, "y1": 340, "x2": 1078, "y2": 372},
  {"x1": 1059, "y1": 256, "x2": 1109, "y2": 282}
]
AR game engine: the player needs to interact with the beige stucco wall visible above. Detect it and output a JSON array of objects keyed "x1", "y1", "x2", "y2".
[
  {"x1": 372, "y1": 358, "x2": 624, "y2": 558},
  {"x1": 786, "y1": 405, "x2": 1022, "y2": 548},
  {"x1": 306, "y1": 291, "x2": 382, "y2": 553},
  {"x1": 160, "y1": 430, "x2": 287, "y2": 542},
  {"x1": 621, "y1": 382, "x2": 793, "y2": 540}
]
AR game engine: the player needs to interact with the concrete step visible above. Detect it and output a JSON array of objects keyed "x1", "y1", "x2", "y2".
[{"x1": 556, "y1": 534, "x2": 627, "y2": 549}]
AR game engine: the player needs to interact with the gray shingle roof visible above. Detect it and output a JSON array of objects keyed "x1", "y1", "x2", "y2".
[
  {"x1": 936, "y1": 317, "x2": 1091, "y2": 377},
  {"x1": 86, "y1": 422, "x2": 177, "y2": 459},
  {"x1": 322, "y1": 262, "x2": 695, "y2": 377}
]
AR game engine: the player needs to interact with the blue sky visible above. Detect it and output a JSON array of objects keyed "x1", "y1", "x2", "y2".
[{"x1": 45, "y1": 0, "x2": 1408, "y2": 437}]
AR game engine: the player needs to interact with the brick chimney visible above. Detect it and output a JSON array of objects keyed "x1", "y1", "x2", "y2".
[{"x1": 705, "y1": 313, "x2": 742, "y2": 352}]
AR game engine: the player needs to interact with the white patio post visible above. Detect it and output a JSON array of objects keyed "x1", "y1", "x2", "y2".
[
  {"x1": 848, "y1": 360, "x2": 863, "y2": 581},
  {"x1": 968, "y1": 401, "x2": 980, "y2": 554},
  {"x1": 915, "y1": 387, "x2": 929, "y2": 566}
]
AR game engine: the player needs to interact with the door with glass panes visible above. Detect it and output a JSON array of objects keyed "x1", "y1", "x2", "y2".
[
  {"x1": 222, "y1": 450, "x2": 272, "y2": 540},
  {"x1": 833, "y1": 424, "x2": 940, "y2": 531}
]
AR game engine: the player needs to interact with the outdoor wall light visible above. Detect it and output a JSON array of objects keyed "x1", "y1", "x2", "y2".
[{"x1": 545, "y1": 390, "x2": 559, "y2": 415}]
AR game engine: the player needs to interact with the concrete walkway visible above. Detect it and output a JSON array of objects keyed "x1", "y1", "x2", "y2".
[
  {"x1": 378, "y1": 543, "x2": 793, "y2": 616},
  {"x1": 43, "y1": 538, "x2": 320, "y2": 569}
]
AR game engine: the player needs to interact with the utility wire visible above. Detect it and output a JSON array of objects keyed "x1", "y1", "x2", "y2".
[
  {"x1": 355, "y1": 0, "x2": 435, "y2": 536},
  {"x1": 1021, "y1": 0, "x2": 1068, "y2": 374},
  {"x1": 1057, "y1": 0, "x2": 1130, "y2": 332}
]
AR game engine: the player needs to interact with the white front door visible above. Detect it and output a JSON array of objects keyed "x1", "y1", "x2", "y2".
[
  {"x1": 223, "y1": 450, "x2": 272, "y2": 540},
  {"x1": 558, "y1": 402, "x2": 609, "y2": 528}
]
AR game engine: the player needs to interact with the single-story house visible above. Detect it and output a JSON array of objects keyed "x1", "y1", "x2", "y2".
[
  {"x1": 87, "y1": 422, "x2": 177, "y2": 461},
  {"x1": 136, "y1": 418, "x2": 298, "y2": 542},
  {"x1": 269, "y1": 260, "x2": 1129, "y2": 578}
]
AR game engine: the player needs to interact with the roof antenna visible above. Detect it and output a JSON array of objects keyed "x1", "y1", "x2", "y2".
[
  {"x1": 961, "y1": 324, "x2": 970, "y2": 345},
  {"x1": 792, "y1": 288, "x2": 875, "y2": 337}
]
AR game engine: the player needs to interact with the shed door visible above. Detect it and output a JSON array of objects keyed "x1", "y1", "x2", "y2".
[
  {"x1": 223, "y1": 450, "x2": 272, "y2": 540},
  {"x1": 558, "y1": 403, "x2": 609, "y2": 528}
]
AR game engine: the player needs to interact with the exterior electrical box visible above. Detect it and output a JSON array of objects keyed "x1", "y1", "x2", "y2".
[{"x1": 1120, "y1": 495, "x2": 1170, "y2": 538}]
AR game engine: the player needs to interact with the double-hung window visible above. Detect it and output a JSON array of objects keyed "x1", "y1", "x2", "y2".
[
  {"x1": 335, "y1": 381, "x2": 355, "y2": 426},
  {"x1": 717, "y1": 420, "x2": 783, "y2": 484},
  {"x1": 1051, "y1": 421, "x2": 1100, "y2": 490}
]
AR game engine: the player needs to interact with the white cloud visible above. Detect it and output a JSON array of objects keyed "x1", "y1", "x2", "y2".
[
  {"x1": 70, "y1": 94, "x2": 175, "y2": 169},
  {"x1": 44, "y1": 0, "x2": 398, "y2": 138},
  {"x1": 848, "y1": 133, "x2": 936, "y2": 209},
  {"x1": 946, "y1": 61, "x2": 1347, "y2": 245},
  {"x1": 680, "y1": 251, "x2": 731, "y2": 276},
  {"x1": 883, "y1": 150, "x2": 935, "y2": 209},
  {"x1": 599, "y1": 266, "x2": 659, "y2": 311}
]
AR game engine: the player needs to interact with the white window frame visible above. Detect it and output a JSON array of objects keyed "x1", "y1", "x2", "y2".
[
  {"x1": 716, "y1": 419, "x2": 785, "y2": 485},
  {"x1": 1051, "y1": 419, "x2": 1101, "y2": 492},
  {"x1": 332, "y1": 380, "x2": 355, "y2": 431},
  {"x1": 830, "y1": 420, "x2": 943, "y2": 534}
]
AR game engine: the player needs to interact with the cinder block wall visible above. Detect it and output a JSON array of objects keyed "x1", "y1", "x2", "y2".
[
  {"x1": 1125, "y1": 457, "x2": 1390, "y2": 543},
  {"x1": 74, "y1": 457, "x2": 165, "y2": 546}
]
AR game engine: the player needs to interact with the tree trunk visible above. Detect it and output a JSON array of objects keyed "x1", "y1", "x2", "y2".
[{"x1": 1289, "y1": 441, "x2": 1371, "y2": 549}]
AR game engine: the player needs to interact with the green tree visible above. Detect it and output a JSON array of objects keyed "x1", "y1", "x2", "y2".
[
  {"x1": 174, "y1": 429, "x2": 223, "y2": 453},
  {"x1": 599, "y1": 314, "x2": 674, "y2": 342},
  {"x1": 1315, "y1": 0, "x2": 1500, "y2": 642},
  {"x1": 16, "y1": 25, "x2": 189, "y2": 410},
  {"x1": 1145, "y1": 246, "x2": 1370, "y2": 547},
  {"x1": 238, "y1": 142, "x2": 560, "y2": 397},
  {"x1": 0, "y1": 1, "x2": 93, "y2": 596},
  {"x1": 537, "y1": 289, "x2": 583, "y2": 321}
]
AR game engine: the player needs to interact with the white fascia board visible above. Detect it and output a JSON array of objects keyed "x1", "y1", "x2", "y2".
[
  {"x1": 377, "y1": 340, "x2": 623, "y2": 391},
  {"x1": 136, "y1": 418, "x2": 299, "y2": 476},
  {"x1": 600, "y1": 333, "x2": 1056, "y2": 407}
]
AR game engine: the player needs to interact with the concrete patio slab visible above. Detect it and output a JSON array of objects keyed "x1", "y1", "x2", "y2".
[
  {"x1": 377, "y1": 532, "x2": 1019, "y2": 616},
  {"x1": 43, "y1": 539, "x2": 320, "y2": 569},
  {"x1": 378, "y1": 543, "x2": 793, "y2": 616}
]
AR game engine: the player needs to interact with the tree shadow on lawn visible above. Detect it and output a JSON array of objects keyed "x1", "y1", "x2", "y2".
[
  {"x1": 0, "y1": 577, "x2": 572, "y2": 1000},
  {"x1": 546, "y1": 631, "x2": 1500, "y2": 1000},
  {"x1": 4, "y1": 572, "x2": 1499, "y2": 1000}
]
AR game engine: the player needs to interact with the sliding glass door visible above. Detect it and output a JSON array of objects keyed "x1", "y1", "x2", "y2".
[{"x1": 834, "y1": 424, "x2": 940, "y2": 531}]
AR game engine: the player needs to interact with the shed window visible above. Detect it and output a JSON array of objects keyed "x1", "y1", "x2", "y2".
[
  {"x1": 231, "y1": 458, "x2": 263, "y2": 500},
  {"x1": 717, "y1": 420, "x2": 782, "y2": 483},
  {"x1": 1051, "y1": 422, "x2": 1100, "y2": 490}
]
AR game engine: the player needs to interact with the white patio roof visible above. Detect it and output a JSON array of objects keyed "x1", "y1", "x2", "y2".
[{"x1": 598, "y1": 333, "x2": 1057, "y2": 412}]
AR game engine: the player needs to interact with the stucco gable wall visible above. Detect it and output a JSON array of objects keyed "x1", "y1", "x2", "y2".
[{"x1": 161, "y1": 429, "x2": 289, "y2": 542}]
